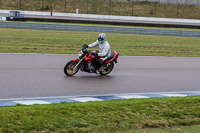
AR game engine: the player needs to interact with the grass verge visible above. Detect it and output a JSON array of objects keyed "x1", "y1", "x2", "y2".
[
  {"x1": 0, "y1": 96, "x2": 200, "y2": 132},
  {"x1": 120, "y1": 125, "x2": 200, "y2": 133},
  {"x1": 25, "y1": 21, "x2": 200, "y2": 31},
  {"x1": 0, "y1": 28, "x2": 200, "y2": 57}
]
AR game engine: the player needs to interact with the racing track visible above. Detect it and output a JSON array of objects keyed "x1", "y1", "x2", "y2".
[{"x1": 0, "y1": 53, "x2": 200, "y2": 100}]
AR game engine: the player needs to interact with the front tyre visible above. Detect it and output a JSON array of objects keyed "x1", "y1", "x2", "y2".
[
  {"x1": 64, "y1": 61, "x2": 80, "y2": 76},
  {"x1": 99, "y1": 62, "x2": 114, "y2": 75}
]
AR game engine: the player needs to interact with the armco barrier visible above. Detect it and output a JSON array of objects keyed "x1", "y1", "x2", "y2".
[
  {"x1": 0, "y1": 21, "x2": 200, "y2": 37},
  {"x1": 1, "y1": 9, "x2": 200, "y2": 25}
]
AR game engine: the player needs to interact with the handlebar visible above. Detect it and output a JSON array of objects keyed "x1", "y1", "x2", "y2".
[{"x1": 83, "y1": 44, "x2": 88, "y2": 49}]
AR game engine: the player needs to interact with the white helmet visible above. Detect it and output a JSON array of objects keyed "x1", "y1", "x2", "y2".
[{"x1": 98, "y1": 33, "x2": 106, "y2": 43}]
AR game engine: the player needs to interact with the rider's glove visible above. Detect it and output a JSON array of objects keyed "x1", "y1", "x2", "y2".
[{"x1": 83, "y1": 44, "x2": 88, "y2": 48}]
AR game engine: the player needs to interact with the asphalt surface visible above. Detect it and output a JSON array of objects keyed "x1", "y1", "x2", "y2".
[{"x1": 0, "y1": 53, "x2": 200, "y2": 100}]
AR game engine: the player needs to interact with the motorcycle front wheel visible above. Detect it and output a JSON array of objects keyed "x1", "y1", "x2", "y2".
[
  {"x1": 64, "y1": 60, "x2": 80, "y2": 76},
  {"x1": 99, "y1": 62, "x2": 114, "y2": 75}
]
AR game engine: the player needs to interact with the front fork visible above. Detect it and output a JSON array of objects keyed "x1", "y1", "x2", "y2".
[{"x1": 72, "y1": 58, "x2": 84, "y2": 71}]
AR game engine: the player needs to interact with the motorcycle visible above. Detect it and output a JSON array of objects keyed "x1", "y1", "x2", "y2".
[{"x1": 64, "y1": 45, "x2": 119, "y2": 76}]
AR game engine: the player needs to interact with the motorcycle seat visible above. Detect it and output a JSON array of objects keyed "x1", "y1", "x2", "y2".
[{"x1": 104, "y1": 53, "x2": 115, "y2": 62}]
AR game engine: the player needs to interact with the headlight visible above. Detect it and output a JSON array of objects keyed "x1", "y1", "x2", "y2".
[{"x1": 78, "y1": 50, "x2": 83, "y2": 56}]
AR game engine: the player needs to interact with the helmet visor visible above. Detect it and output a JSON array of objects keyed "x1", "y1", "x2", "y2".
[{"x1": 98, "y1": 37, "x2": 103, "y2": 42}]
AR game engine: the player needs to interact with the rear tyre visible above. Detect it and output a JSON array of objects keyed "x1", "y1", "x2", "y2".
[
  {"x1": 64, "y1": 61, "x2": 79, "y2": 76},
  {"x1": 99, "y1": 62, "x2": 114, "y2": 75}
]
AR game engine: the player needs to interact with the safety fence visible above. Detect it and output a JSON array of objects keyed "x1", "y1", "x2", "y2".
[
  {"x1": 0, "y1": 0, "x2": 200, "y2": 19},
  {"x1": 119, "y1": 0, "x2": 200, "y2": 5},
  {"x1": 0, "y1": 21, "x2": 199, "y2": 37}
]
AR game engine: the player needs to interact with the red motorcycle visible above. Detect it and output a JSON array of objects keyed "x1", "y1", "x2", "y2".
[{"x1": 64, "y1": 45, "x2": 119, "y2": 76}]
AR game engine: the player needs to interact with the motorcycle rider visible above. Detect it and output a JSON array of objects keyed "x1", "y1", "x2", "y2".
[{"x1": 83, "y1": 33, "x2": 112, "y2": 72}]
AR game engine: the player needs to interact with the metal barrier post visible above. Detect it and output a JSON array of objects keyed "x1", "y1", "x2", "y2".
[
  {"x1": 177, "y1": 3, "x2": 181, "y2": 18},
  {"x1": 42, "y1": 0, "x2": 44, "y2": 11},
  {"x1": 131, "y1": 0, "x2": 134, "y2": 16},
  {"x1": 109, "y1": 0, "x2": 112, "y2": 15},
  {"x1": 87, "y1": 0, "x2": 89, "y2": 14},
  {"x1": 65, "y1": 0, "x2": 67, "y2": 12},
  {"x1": 154, "y1": 2, "x2": 157, "y2": 17},
  {"x1": 19, "y1": 0, "x2": 22, "y2": 10},
  {"x1": 0, "y1": 0, "x2": 2, "y2": 8}
]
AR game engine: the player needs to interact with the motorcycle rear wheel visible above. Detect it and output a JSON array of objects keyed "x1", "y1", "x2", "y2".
[
  {"x1": 64, "y1": 61, "x2": 80, "y2": 76},
  {"x1": 99, "y1": 62, "x2": 114, "y2": 75}
]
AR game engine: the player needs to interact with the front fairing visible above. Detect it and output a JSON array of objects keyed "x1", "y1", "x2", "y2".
[
  {"x1": 72, "y1": 59, "x2": 79, "y2": 63},
  {"x1": 75, "y1": 49, "x2": 99, "y2": 65}
]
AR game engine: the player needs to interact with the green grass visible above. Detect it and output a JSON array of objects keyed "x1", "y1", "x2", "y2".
[
  {"x1": 120, "y1": 125, "x2": 200, "y2": 133},
  {"x1": 0, "y1": 26, "x2": 200, "y2": 132},
  {"x1": 0, "y1": 96, "x2": 200, "y2": 132},
  {"x1": 0, "y1": 27, "x2": 200, "y2": 57}
]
